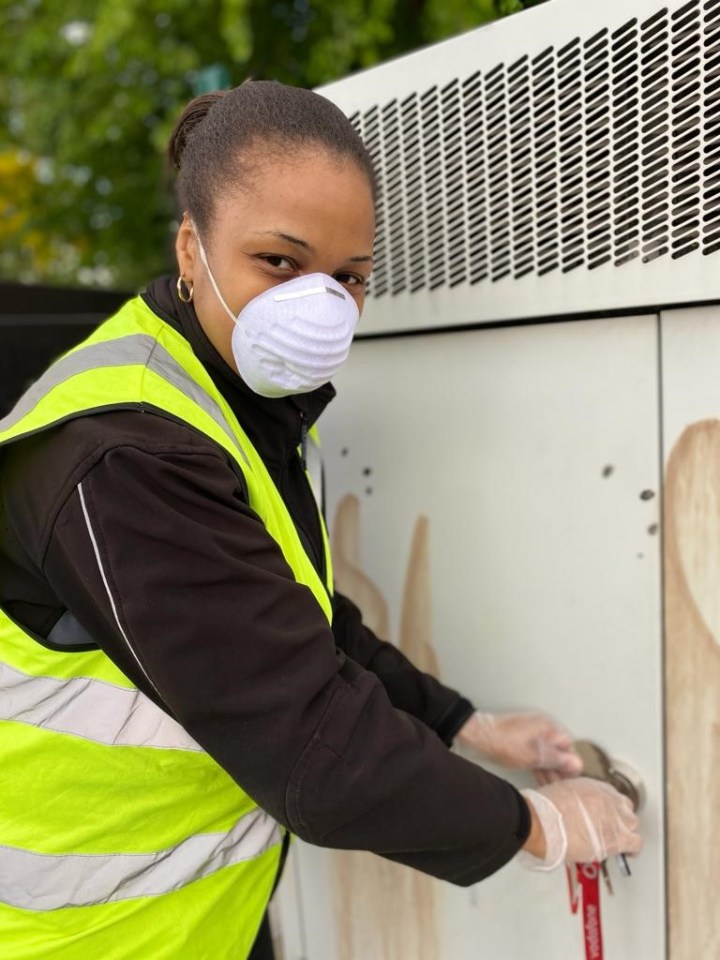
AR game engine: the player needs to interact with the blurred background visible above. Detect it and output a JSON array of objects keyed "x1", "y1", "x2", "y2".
[{"x1": 0, "y1": 0, "x2": 546, "y2": 292}]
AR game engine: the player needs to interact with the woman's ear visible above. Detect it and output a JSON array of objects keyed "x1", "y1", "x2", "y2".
[{"x1": 175, "y1": 213, "x2": 197, "y2": 282}]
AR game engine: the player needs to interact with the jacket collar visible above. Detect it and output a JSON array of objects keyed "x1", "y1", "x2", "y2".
[{"x1": 142, "y1": 276, "x2": 336, "y2": 466}]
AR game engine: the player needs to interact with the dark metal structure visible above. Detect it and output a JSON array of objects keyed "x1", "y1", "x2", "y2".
[{"x1": 0, "y1": 283, "x2": 129, "y2": 417}]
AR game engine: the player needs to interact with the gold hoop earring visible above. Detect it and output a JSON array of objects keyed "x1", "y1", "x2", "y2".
[{"x1": 177, "y1": 276, "x2": 194, "y2": 303}]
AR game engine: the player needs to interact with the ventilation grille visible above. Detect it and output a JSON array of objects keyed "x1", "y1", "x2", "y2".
[{"x1": 352, "y1": 0, "x2": 720, "y2": 300}]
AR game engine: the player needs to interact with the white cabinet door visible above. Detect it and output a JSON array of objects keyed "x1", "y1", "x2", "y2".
[{"x1": 275, "y1": 315, "x2": 664, "y2": 960}]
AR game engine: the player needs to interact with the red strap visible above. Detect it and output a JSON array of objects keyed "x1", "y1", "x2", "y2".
[
  {"x1": 566, "y1": 864, "x2": 580, "y2": 914},
  {"x1": 576, "y1": 863, "x2": 603, "y2": 960}
]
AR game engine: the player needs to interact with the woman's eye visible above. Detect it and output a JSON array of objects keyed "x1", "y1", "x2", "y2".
[
  {"x1": 335, "y1": 273, "x2": 367, "y2": 287},
  {"x1": 261, "y1": 255, "x2": 296, "y2": 271}
]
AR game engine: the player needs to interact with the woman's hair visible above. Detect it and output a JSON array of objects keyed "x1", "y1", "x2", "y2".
[{"x1": 168, "y1": 80, "x2": 377, "y2": 234}]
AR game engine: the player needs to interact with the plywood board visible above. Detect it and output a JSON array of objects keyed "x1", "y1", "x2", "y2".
[{"x1": 660, "y1": 307, "x2": 720, "y2": 960}]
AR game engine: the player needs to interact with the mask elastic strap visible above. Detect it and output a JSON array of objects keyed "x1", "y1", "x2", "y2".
[{"x1": 193, "y1": 225, "x2": 238, "y2": 324}]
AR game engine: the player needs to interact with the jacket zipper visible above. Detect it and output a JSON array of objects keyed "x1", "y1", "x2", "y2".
[{"x1": 299, "y1": 411, "x2": 308, "y2": 471}]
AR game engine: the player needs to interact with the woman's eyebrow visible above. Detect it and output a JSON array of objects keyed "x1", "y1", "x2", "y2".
[
  {"x1": 252, "y1": 230, "x2": 314, "y2": 251},
  {"x1": 252, "y1": 230, "x2": 374, "y2": 263}
]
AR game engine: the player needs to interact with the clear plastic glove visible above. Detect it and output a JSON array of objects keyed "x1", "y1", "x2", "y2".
[
  {"x1": 455, "y1": 711, "x2": 583, "y2": 777},
  {"x1": 517, "y1": 777, "x2": 643, "y2": 870}
]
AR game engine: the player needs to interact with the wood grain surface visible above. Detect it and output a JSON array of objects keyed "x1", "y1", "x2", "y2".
[
  {"x1": 330, "y1": 495, "x2": 440, "y2": 960},
  {"x1": 664, "y1": 421, "x2": 720, "y2": 959}
]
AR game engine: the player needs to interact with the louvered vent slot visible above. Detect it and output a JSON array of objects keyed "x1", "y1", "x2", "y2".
[
  {"x1": 510, "y1": 57, "x2": 534, "y2": 278},
  {"x1": 424, "y1": 88, "x2": 445, "y2": 290},
  {"x1": 558, "y1": 39, "x2": 584, "y2": 272},
  {"x1": 585, "y1": 29, "x2": 612, "y2": 270},
  {"x1": 533, "y1": 47, "x2": 559, "y2": 275},
  {"x1": 672, "y1": 0, "x2": 702, "y2": 257},
  {"x1": 487, "y1": 66, "x2": 511, "y2": 281},
  {"x1": 404, "y1": 94, "x2": 424, "y2": 292},
  {"x1": 613, "y1": 19, "x2": 641, "y2": 265},
  {"x1": 641, "y1": 10, "x2": 671, "y2": 263},
  {"x1": 704, "y1": 0, "x2": 720, "y2": 252},
  {"x1": 359, "y1": 106, "x2": 388, "y2": 296},
  {"x1": 464, "y1": 71, "x2": 488, "y2": 284},
  {"x1": 444, "y1": 80, "x2": 466, "y2": 288},
  {"x1": 356, "y1": 0, "x2": 720, "y2": 299}
]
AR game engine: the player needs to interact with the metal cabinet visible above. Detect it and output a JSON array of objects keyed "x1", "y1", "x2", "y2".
[
  {"x1": 275, "y1": 315, "x2": 666, "y2": 960},
  {"x1": 272, "y1": 0, "x2": 720, "y2": 952}
]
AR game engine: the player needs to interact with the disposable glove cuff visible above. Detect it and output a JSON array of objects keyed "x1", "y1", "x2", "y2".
[{"x1": 516, "y1": 788, "x2": 568, "y2": 872}]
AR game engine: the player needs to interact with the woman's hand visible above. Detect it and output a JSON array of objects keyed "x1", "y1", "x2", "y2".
[
  {"x1": 519, "y1": 778, "x2": 642, "y2": 869},
  {"x1": 455, "y1": 710, "x2": 583, "y2": 777}
]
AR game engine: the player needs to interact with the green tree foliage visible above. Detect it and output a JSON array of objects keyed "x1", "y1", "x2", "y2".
[{"x1": 0, "y1": 0, "x2": 540, "y2": 289}]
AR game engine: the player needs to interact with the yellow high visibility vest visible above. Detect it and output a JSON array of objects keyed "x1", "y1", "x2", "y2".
[{"x1": 0, "y1": 296, "x2": 334, "y2": 959}]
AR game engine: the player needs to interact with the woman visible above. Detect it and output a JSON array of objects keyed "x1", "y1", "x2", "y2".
[{"x1": 0, "y1": 81, "x2": 640, "y2": 959}]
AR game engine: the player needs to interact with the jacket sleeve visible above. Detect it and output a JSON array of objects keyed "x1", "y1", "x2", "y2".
[
  {"x1": 36, "y1": 429, "x2": 530, "y2": 885},
  {"x1": 332, "y1": 591, "x2": 475, "y2": 745}
]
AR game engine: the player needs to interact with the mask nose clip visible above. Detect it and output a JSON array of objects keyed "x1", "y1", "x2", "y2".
[{"x1": 272, "y1": 283, "x2": 348, "y2": 303}]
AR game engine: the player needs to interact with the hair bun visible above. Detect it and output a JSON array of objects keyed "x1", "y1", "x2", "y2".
[{"x1": 167, "y1": 91, "x2": 229, "y2": 171}]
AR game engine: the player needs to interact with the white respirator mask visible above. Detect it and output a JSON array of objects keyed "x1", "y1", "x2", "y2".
[{"x1": 194, "y1": 231, "x2": 359, "y2": 399}]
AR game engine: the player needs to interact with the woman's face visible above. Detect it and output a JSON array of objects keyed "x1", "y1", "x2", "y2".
[{"x1": 176, "y1": 146, "x2": 376, "y2": 373}]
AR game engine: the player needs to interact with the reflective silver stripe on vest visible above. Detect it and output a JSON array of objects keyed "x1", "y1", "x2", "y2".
[
  {"x1": 0, "y1": 660, "x2": 202, "y2": 751},
  {"x1": 0, "y1": 808, "x2": 282, "y2": 911},
  {"x1": 0, "y1": 334, "x2": 248, "y2": 465}
]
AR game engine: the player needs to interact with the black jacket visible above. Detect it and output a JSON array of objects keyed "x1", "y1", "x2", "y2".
[{"x1": 0, "y1": 276, "x2": 530, "y2": 885}]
